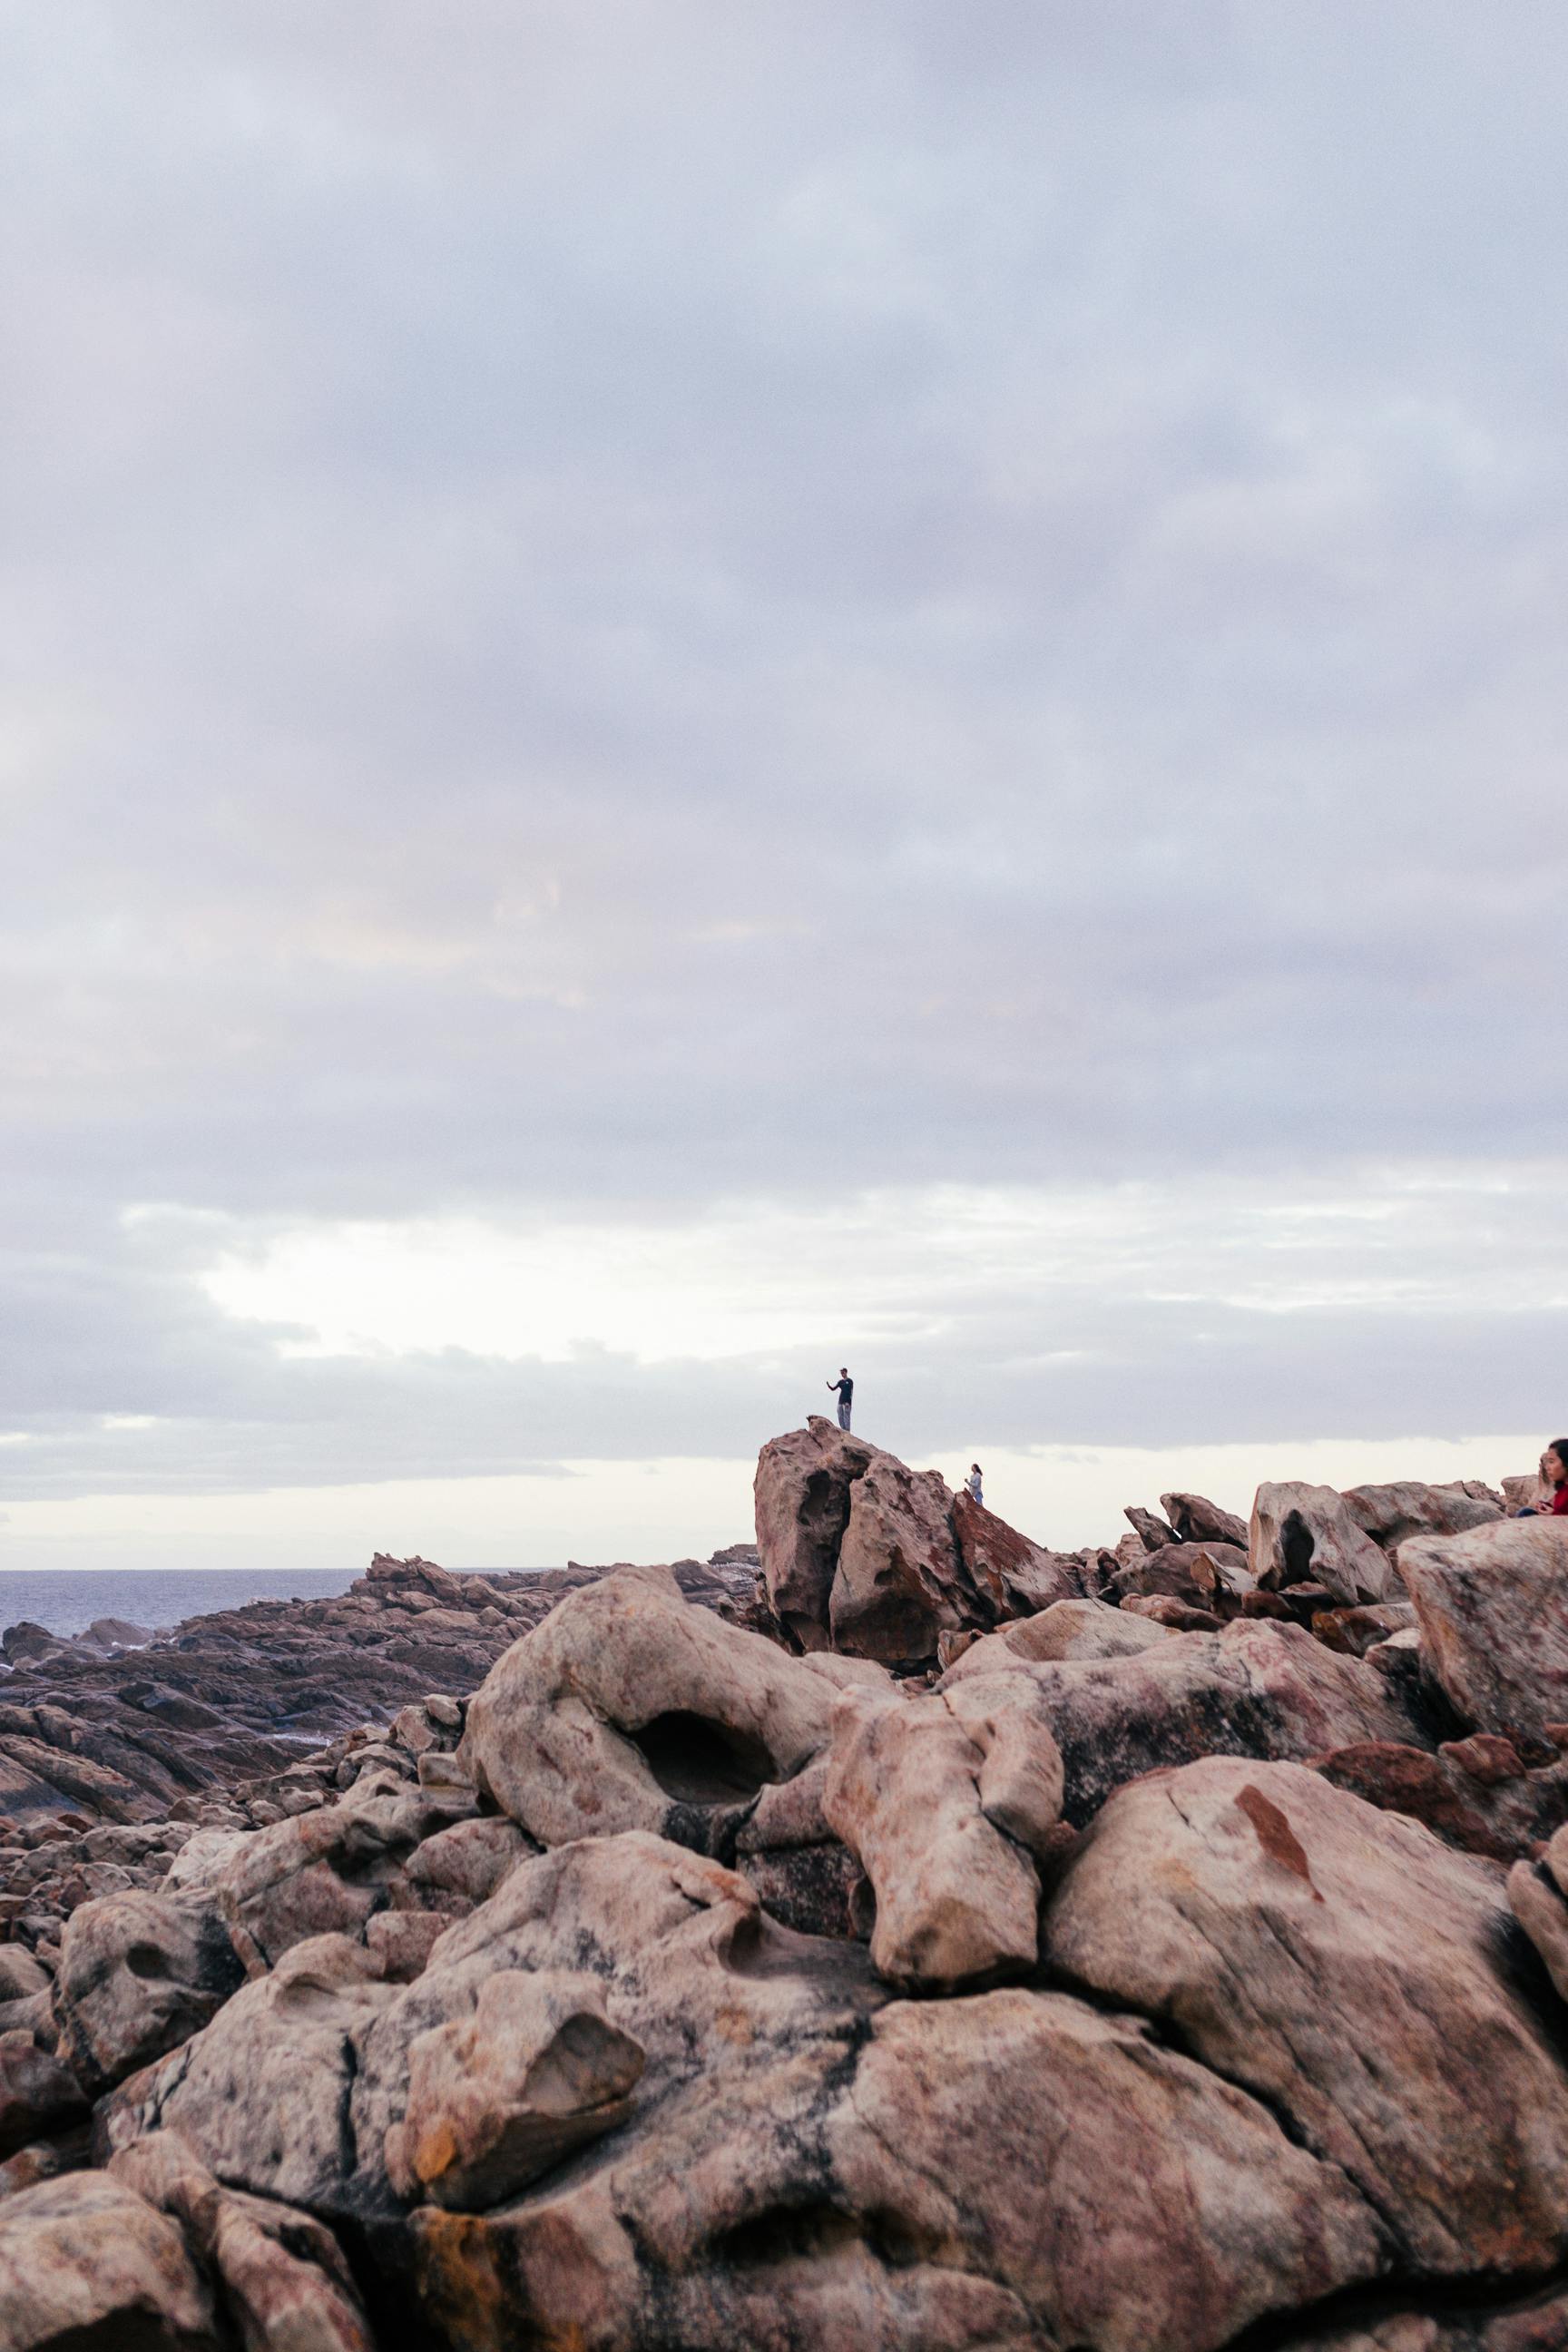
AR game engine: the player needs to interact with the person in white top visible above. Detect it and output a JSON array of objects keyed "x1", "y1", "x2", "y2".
[{"x1": 965, "y1": 1464, "x2": 983, "y2": 1505}]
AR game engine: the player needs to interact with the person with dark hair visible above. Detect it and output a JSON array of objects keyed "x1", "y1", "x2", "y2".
[
  {"x1": 1520, "y1": 1442, "x2": 1568, "y2": 1516},
  {"x1": 965, "y1": 1463, "x2": 984, "y2": 1505},
  {"x1": 827, "y1": 1367, "x2": 853, "y2": 1431}
]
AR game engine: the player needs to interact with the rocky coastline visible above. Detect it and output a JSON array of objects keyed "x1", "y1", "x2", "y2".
[{"x1": 4, "y1": 1422, "x2": 1568, "y2": 2348}]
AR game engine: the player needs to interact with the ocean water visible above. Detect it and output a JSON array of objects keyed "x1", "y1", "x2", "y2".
[{"x1": 0, "y1": 1565, "x2": 547, "y2": 1642}]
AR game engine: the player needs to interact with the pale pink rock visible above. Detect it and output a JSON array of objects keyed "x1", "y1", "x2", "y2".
[
  {"x1": 386, "y1": 1968, "x2": 645, "y2": 2210},
  {"x1": 944, "y1": 1597, "x2": 1175, "y2": 1680},
  {"x1": 1250, "y1": 1483, "x2": 1393, "y2": 1604},
  {"x1": 822, "y1": 1677, "x2": 1063, "y2": 1988},
  {"x1": 1395, "y1": 1518, "x2": 1568, "y2": 1738},
  {"x1": 1046, "y1": 1756, "x2": 1568, "y2": 2276},
  {"x1": 457, "y1": 1566, "x2": 838, "y2": 1853},
  {"x1": 0, "y1": 2170, "x2": 220, "y2": 2349}
]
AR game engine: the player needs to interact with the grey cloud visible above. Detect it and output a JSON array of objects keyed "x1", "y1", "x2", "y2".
[{"x1": 2, "y1": 3, "x2": 1566, "y2": 1498}]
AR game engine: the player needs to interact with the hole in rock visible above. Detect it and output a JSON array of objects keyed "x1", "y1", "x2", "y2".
[
  {"x1": 124, "y1": 1944, "x2": 169, "y2": 1980},
  {"x1": 711, "y1": 2201, "x2": 864, "y2": 2267},
  {"x1": 1280, "y1": 1512, "x2": 1317, "y2": 1584},
  {"x1": 630, "y1": 1712, "x2": 777, "y2": 1806}
]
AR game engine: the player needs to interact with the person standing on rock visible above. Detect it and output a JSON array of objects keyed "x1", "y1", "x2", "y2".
[
  {"x1": 827, "y1": 1367, "x2": 853, "y2": 1431},
  {"x1": 1520, "y1": 1442, "x2": 1568, "y2": 1516},
  {"x1": 965, "y1": 1464, "x2": 984, "y2": 1505}
]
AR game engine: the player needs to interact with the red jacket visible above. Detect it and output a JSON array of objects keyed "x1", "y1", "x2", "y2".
[{"x1": 1553, "y1": 1485, "x2": 1568, "y2": 1516}]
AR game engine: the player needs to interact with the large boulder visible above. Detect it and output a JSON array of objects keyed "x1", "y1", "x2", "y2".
[
  {"x1": 754, "y1": 1419, "x2": 1081, "y2": 1663},
  {"x1": 820, "y1": 1677, "x2": 1064, "y2": 1988},
  {"x1": 1161, "y1": 1491, "x2": 1250, "y2": 1550},
  {"x1": 951, "y1": 1487, "x2": 1083, "y2": 1619},
  {"x1": 1046, "y1": 1756, "x2": 1568, "y2": 2280},
  {"x1": 457, "y1": 1566, "x2": 844, "y2": 1857},
  {"x1": 829, "y1": 1448, "x2": 977, "y2": 1662},
  {"x1": 941, "y1": 1618, "x2": 1424, "y2": 1825},
  {"x1": 1250, "y1": 1483, "x2": 1393, "y2": 1604},
  {"x1": 1395, "y1": 1519, "x2": 1568, "y2": 1738},
  {"x1": 52, "y1": 1886, "x2": 243, "y2": 2094},
  {"x1": 753, "y1": 1420, "x2": 876, "y2": 1649},
  {"x1": 219, "y1": 1774, "x2": 475, "y2": 1975},
  {"x1": 385, "y1": 1968, "x2": 646, "y2": 2211},
  {"x1": 102, "y1": 1935, "x2": 400, "y2": 2217},
  {"x1": 373, "y1": 1836, "x2": 1376, "y2": 2349},
  {"x1": 108, "y1": 2128, "x2": 375, "y2": 2352},
  {"x1": 0, "y1": 2170, "x2": 220, "y2": 2349},
  {"x1": 1343, "y1": 1481, "x2": 1503, "y2": 1549},
  {"x1": 946, "y1": 1596, "x2": 1176, "y2": 1676}
]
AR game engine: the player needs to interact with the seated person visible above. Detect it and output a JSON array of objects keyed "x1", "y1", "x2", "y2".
[{"x1": 1519, "y1": 1442, "x2": 1568, "y2": 1516}]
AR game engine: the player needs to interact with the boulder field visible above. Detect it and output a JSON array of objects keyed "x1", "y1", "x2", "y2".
[{"x1": 4, "y1": 1426, "x2": 1568, "y2": 2347}]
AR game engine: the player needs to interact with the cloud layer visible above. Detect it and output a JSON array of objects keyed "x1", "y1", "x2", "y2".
[{"x1": 3, "y1": 4, "x2": 1565, "y2": 1530}]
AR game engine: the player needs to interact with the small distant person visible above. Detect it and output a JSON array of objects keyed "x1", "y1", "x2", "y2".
[
  {"x1": 1520, "y1": 1442, "x2": 1568, "y2": 1516},
  {"x1": 827, "y1": 1367, "x2": 853, "y2": 1431},
  {"x1": 965, "y1": 1463, "x2": 984, "y2": 1505}
]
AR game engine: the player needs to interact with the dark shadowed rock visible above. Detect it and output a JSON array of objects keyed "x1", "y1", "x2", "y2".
[{"x1": 0, "y1": 2030, "x2": 86, "y2": 2161}]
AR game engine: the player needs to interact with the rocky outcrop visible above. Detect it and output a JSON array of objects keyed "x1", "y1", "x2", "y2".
[
  {"x1": 821, "y1": 1676, "x2": 1063, "y2": 1987},
  {"x1": 1396, "y1": 1519, "x2": 1568, "y2": 1738},
  {"x1": 754, "y1": 1418, "x2": 1085, "y2": 1662},
  {"x1": 52, "y1": 1884, "x2": 243, "y2": 2093},
  {"x1": 1314, "y1": 1734, "x2": 1568, "y2": 1862},
  {"x1": 458, "y1": 1565, "x2": 848, "y2": 1857},
  {"x1": 5, "y1": 1448, "x2": 1566, "y2": 2349},
  {"x1": 1343, "y1": 1480, "x2": 1503, "y2": 1548},
  {"x1": 943, "y1": 1616, "x2": 1424, "y2": 1824},
  {"x1": 1250, "y1": 1482, "x2": 1394, "y2": 1603},
  {"x1": 1047, "y1": 1756, "x2": 1568, "y2": 2279},
  {"x1": 217, "y1": 1774, "x2": 476, "y2": 1975}
]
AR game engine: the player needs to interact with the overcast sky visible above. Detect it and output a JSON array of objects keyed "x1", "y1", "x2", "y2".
[{"x1": 4, "y1": 3, "x2": 1565, "y2": 1570}]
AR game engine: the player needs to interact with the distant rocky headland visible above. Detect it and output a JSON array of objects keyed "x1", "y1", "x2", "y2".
[{"x1": 3, "y1": 1419, "x2": 1568, "y2": 2349}]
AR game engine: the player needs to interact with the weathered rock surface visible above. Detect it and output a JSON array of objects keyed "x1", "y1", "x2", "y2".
[
  {"x1": 822, "y1": 1677, "x2": 1063, "y2": 1987},
  {"x1": 0, "y1": 2170, "x2": 220, "y2": 2348},
  {"x1": 103, "y1": 1934, "x2": 401, "y2": 2213},
  {"x1": 386, "y1": 1966, "x2": 646, "y2": 2210},
  {"x1": 946, "y1": 1594, "x2": 1176, "y2": 1674},
  {"x1": 1047, "y1": 1756, "x2": 1568, "y2": 2278},
  {"x1": 458, "y1": 1564, "x2": 842, "y2": 1855},
  {"x1": 108, "y1": 2128, "x2": 375, "y2": 2352},
  {"x1": 53, "y1": 1884, "x2": 243, "y2": 2094},
  {"x1": 754, "y1": 1417, "x2": 1086, "y2": 1663},
  {"x1": 1344, "y1": 1480, "x2": 1504, "y2": 1548},
  {"x1": 1251, "y1": 1482, "x2": 1394, "y2": 1603},
  {"x1": 3, "y1": 1449, "x2": 1562, "y2": 2350},
  {"x1": 944, "y1": 1617, "x2": 1424, "y2": 1824},
  {"x1": 1396, "y1": 1518, "x2": 1568, "y2": 1738}
]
